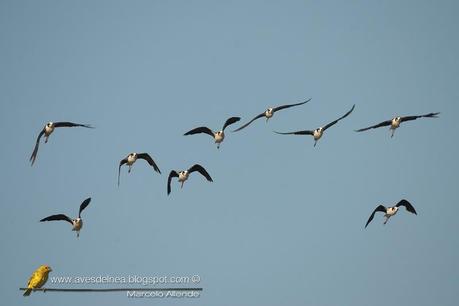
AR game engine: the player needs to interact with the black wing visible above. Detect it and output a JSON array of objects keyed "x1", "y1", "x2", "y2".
[
  {"x1": 232, "y1": 113, "x2": 265, "y2": 132},
  {"x1": 137, "y1": 153, "x2": 161, "y2": 174},
  {"x1": 79, "y1": 197, "x2": 91, "y2": 218},
  {"x1": 29, "y1": 128, "x2": 45, "y2": 166},
  {"x1": 40, "y1": 214, "x2": 73, "y2": 225},
  {"x1": 222, "y1": 117, "x2": 241, "y2": 131},
  {"x1": 167, "y1": 170, "x2": 179, "y2": 195},
  {"x1": 188, "y1": 164, "x2": 213, "y2": 182},
  {"x1": 274, "y1": 130, "x2": 314, "y2": 136},
  {"x1": 184, "y1": 126, "x2": 214, "y2": 137},
  {"x1": 272, "y1": 98, "x2": 311, "y2": 112},
  {"x1": 323, "y1": 104, "x2": 355, "y2": 131},
  {"x1": 118, "y1": 157, "x2": 128, "y2": 187},
  {"x1": 395, "y1": 199, "x2": 417, "y2": 215},
  {"x1": 53, "y1": 122, "x2": 93, "y2": 129},
  {"x1": 400, "y1": 112, "x2": 440, "y2": 123},
  {"x1": 355, "y1": 119, "x2": 393, "y2": 132},
  {"x1": 365, "y1": 205, "x2": 387, "y2": 228}
]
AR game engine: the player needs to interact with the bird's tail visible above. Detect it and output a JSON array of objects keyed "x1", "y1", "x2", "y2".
[{"x1": 23, "y1": 288, "x2": 32, "y2": 296}]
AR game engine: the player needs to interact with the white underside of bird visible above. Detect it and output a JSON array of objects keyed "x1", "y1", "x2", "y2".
[
  {"x1": 265, "y1": 109, "x2": 273, "y2": 121},
  {"x1": 178, "y1": 171, "x2": 189, "y2": 187},
  {"x1": 214, "y1": 131, "x2": 224, "y2": 144},
  {"x1": 127, "y1": 154, "x2": 137, "y2": 172},
  {"x1": 72, "y1": 218, "x2": 83, "y2": 237},
  {"x1": 383, "y1": 207, "x2": 399, "y2": 224},
  {"x1": 390, "y1": 118, "x2": 401, "y2": 137},
  {"x1": 44, "y1": 125, "x2": 54, "y2": 142},
  {"x1": 313, "y1": 128, "x2": 324, "y2": 146}
]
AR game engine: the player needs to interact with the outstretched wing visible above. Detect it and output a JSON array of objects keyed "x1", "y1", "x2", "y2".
[
  {"x1": 137, "y1": 153, "x2": 161, "y2": 174},
  {"x1": 272, "y1": 98, "x2": 311, "y2": 112},
  {"x1": 355, "y1": 119, "x2": 392, "y2": 132},
  {"x1": 365, "y1": 205, "x2": 386, "y2": 228},
  {"x1": 232, "y1": 113, "x2": 265, "y2": 132},
  {"x1": 395, "y1": 199, "x2": 417, "y2": 215},
  {"x1": 188, "y1": 164, "x2": 213, "y2": 182},
  {"x1": 53, "y1": 122, "x2": 93, "y2": 129},
  {"x1": 167, "y1": 170, "x2": 179, "y2": 195},
  {"x1": 274, "y1": 130, "x2": 314, "y2": 136},
  {"x1": 184, "y1": 127, "x2": 214, "y2": 137},
  {"x1": 40, "y1": 214, "x2": 73, "y2": 225},
  {"x1": 400, "y1": 112, "x2": 440, "y2": 123},
  {"x1": 79, "y1": 198, "x2": 91, "y2": 218},
  {"x1": 29, "y1": 128, "x2": 45, "y2": 166},
  {"x1": 118, "y1": 157, "x2": 128, "y2": 187},
  {"x1": 222, "y1": 117, "x2": 241, "y2": 131},
  {"x1": 323, "y1": 104, "x2": 355, "y2": 131}
]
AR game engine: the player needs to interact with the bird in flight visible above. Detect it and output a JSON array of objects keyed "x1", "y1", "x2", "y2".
[
  {"x1": 118, "y1": 153, "x2": 161, "y2": 186},
  {"x1": 40, "y1": 197, "x2": 91, "y2": 238},
  {"x1": 355, "y1": 112, "x2": 439, "y2": 137},
  {"x1": 23, "y1": 265, "x2": 52, "y2": 296},
  {"x1": 274, "y1": 104, "x2": 355, "y2": 146},
  {"x1": 167, "y1": 164, "x2": 213, "y2": 195},
  {"x1": 365, "y1": 199, "x2": 417, "y2": 228},
  {"x1": 30, "y1": 121, "x2": 93, "y2": 165},
  {"x1": 233, "y1": 98, "x2": 311, "y2": 132},
  {"x1": 184, "y1": 116, "x2": 241, "y2": 149}
]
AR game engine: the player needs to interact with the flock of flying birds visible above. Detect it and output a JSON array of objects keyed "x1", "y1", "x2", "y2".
[
  {"x1": 29, "y1": 100, "x2": 439, "y2": 237},
  {"x1": 23, "y1": 100, "x2": 439, "y2": 295}
]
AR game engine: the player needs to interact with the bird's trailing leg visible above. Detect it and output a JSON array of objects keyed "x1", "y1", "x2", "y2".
[
  {"x1": 390, "y1": 128, "x2": 395, "y2": 138},
  {"x1": 181, "y1": 181, "x2": 184, "y2": 188},
  {"x1": 383, "y1": 216, "x2": 390, "y2": 225},
  {"x1": 314, "y1": 140, "x2": 317, "y2": 147},
  {"x1": 45, "y1": 136, "x2": 49, "y2": 143},
  {"x1": 128, "y1": 165, "x2": 132, "y2": 173},
  {"x1": 77, "y1": 231, "x2": 80, "y2": 238}
]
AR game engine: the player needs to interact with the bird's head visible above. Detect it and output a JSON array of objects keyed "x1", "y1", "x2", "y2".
[
  {"x1": 46, "y1": 122, "x2": 53, "y2": 127},
  {"x1": 394, "y1": 116, "x2": 401, "y2": 122},
  {"x1": 266, "y1": 108, "x2": 273, "y2": 114},
  {"x1": 129, "y1": 153, "x2": 137, "y2": 158},
  {"x1": 40, "y1": 265, "x2": 52, "y2": 273},
  {"x1": 216, "y1": 131, "x2": 223, "y2": 136}
]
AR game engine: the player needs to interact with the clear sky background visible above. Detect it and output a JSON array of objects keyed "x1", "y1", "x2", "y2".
[{"x1": 0, "y1": 0, "x2": 458, "y2": 305}]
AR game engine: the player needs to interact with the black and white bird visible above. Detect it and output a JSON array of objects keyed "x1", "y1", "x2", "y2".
[
  {"x1": 118, "y1": 153, "x2": 161, "y2": 186},
  {"x1": 30, "y1": 121, "x2": 93, "y2": 165},
  {"x1": 365, "y1": 199, "x2": 417, "y2": 228},
  {"x1": 167, "y1": 164, "x2": 213, "y2": 195},
  {"x1": 274, "y1": 104, "x2": 355, "y2": 146},
  {"x1": 233, "y1": 99, "x2": 311, "y2": 132},
  {"x1": 40, "y1": 197, "x2": 91, "y2": 238},
  {"x1": 184, "y1": 117, "x2": 241, "y2": 149},
  {"x1": 355, "y1": 112, "x2": 439, "y2": 137}
]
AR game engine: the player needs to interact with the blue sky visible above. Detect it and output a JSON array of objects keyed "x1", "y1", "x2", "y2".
[{"x1": 0, "y1": 0, "x2": 458, "y2": 305}]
